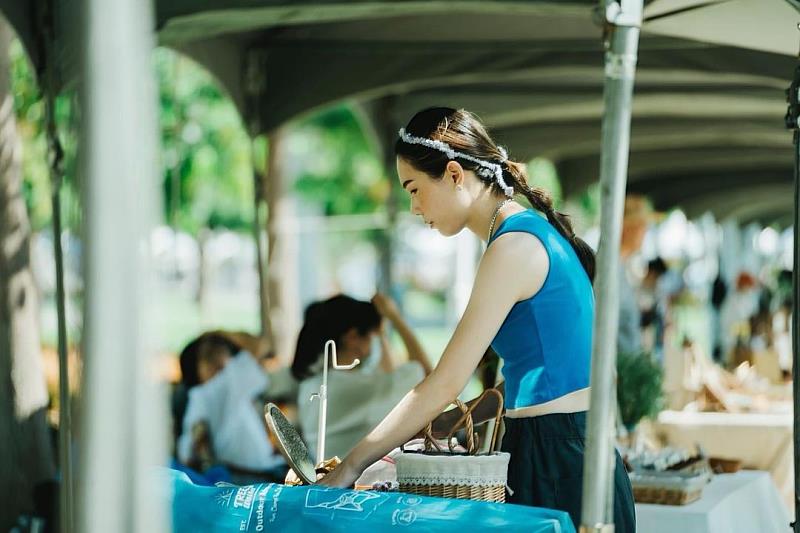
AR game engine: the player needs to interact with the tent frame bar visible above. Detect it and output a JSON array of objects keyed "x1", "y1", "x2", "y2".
[
  {"x1": 38, "y1": 2, "x2": 73, "y2": 530},
  {"x1": 784, "y1": 48, "x2": 800, "y2": 532},
  {"x1": 581, "y1": 1, "x2": 642, "y2": 531}
]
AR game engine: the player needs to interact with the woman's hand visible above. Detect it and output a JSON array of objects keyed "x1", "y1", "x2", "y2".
[
  {"x1": 316, "y1": 458, "x2": 362, "y2": 488},
  {"x1": 372, "y1": 293, "x2": 401, "y2": 321},
  {"x1": 372, "y1": 292, "x2": 433, "y2": 375}
]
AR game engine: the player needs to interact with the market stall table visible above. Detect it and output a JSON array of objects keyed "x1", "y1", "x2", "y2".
[
  {"x1": 653, "y1": 409, "x2": 793, "y2": 513},
  {"x1": 164, "y1": 468, "x2": 577, "y2": 532},
  {"x1": 635, "y1": 471, "x2": 789, "y2": 532}
]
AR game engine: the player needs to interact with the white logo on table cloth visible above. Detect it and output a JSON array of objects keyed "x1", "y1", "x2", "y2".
[
  {"x1": 391, "y1": 509, "x2": 417, "y2": 526},
  {"x1": 233, "y1": 486, "x2": 256, "y2": 509},
  {"x1": 397, "y1": 495, "x2": 421, "y2": 506},
  {"x1": 215, "y1": 489, "x2": 235, "y2": 507},
  {"x1": 304, "y1": 490, "x2": 388, "y2": 520}
]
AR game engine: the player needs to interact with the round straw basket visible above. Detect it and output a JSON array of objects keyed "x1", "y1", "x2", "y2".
[
  {"x1": 396, "y1": 451, "x2": 510, "y2": 502},
  {"x1": 396, "y1": 389, "x2": 509, "y2": 503}
]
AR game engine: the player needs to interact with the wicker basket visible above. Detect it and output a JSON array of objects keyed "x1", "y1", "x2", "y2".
[
  {"x1": 708, "y1": 457, "x2": 741, "y2": 474},
  {"x1": 632, "y1": 485, "x2": 702, "y2": 505},
  {"x1": 400, "y1": 483, "x2": 507, "y2": 502},
  {"x1": 630, "y1": 469, "x2": 710, "y2": 506},
  {"x1": 396, "y1": 389, "x2": 509, "y2": 503}
]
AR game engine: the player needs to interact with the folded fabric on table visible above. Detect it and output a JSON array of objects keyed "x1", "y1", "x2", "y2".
[{"x1": 159, "y1": 468, "x2": 575, "y2": 533}]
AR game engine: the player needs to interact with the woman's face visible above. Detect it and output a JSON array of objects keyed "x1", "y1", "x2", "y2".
[
  {"x1": 339, "y1": 328, "x2": 377, "y2": 364},
  {"x1": 351, "y1": 332, "x2": 374, "y2": 360},
  {"x1": 397, "y1": 157, "x2": 469, "y2": 237}
]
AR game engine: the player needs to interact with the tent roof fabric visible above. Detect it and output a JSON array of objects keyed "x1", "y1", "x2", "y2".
[
  {"x1": 155, "y1": 0, "x2": 798, "y2": 225},
  {"x1": 1, "y1": 0, "x2": 797, "y2": 223},
  {"x1": 157, "y1": 1, "x2": 598, "y2": 44}
]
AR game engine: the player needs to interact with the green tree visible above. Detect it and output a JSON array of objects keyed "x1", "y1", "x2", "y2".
[
  {"x1": 155, "y1": 48, "x2": 253, "y2": 234},
  {"x1": 293, "y1": 105, "x2": 388, "y2": 216},
  {"x1": 11, "y1": 38, "x2": 79, "y2": 232},
  {"x1": 14, "y1": 45, "x2": 256, "y2": 237}
]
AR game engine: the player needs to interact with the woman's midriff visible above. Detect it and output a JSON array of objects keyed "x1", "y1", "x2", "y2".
[{"x1": 504, "y1": 387, "x2": 590, "y2": 418}]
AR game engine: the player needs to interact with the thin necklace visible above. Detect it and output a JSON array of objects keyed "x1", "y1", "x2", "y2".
[{"x1": 488, "y1": 198, "x2": 512, "y2": 240}]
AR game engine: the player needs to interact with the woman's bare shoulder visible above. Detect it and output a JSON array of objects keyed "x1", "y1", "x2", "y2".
[{"x1": 483, "y1": 231, "x2": 549, "y2": 298}]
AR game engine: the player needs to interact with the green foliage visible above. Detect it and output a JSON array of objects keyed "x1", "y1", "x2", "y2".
[
  {"x1": 13, "y1": 42, "x2": 255, "y2": 235},
  {"x1": 578, "y1": 182, "x2": 601, "y2": 224},
  {"x1": 155, "y1": 48, "x2": 254, "y2": 234},
  {"x1": 293, "y1": 105, "x2": 388, "y2": 216},
  {"x1": 12, "y1": 38, "x2": 583, "y2": 241},
  {"x1": 527, "y1": 157, "x2": 562, "y2": 209},
  {"x1": 616, "y1": 351, "x2": 664, "y2": 430},
  {"x1": 11, "y1": 38, "x2": 80, "y2": 231}
]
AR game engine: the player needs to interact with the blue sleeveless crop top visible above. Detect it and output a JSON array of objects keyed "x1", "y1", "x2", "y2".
[{"x1": 488, "y1": 210, "x2": 594, "y2": 409}]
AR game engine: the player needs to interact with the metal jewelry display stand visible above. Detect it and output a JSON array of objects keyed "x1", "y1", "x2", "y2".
[{"x1": 309, "y1": 340, "x2": 360, "y2": 464}]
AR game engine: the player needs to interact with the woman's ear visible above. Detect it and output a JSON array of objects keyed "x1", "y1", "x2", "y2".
[{"x1": 445, "y1": 160, "x2": 465, "y2": 189}]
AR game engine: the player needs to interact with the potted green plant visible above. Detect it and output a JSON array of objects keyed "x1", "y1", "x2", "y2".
[{"x1": 617, "y1": 351, "x2": 664, "y2": 432}]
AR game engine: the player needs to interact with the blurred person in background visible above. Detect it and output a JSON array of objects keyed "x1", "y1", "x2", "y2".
[
  {"x1": 618, "y1": 195, "x2": 653, "y2": 357},
  {"x1": 720, "y1": 271, "x2": 759, "y2": 368},
  {"x1": 293, "y1": 293, "x2": 432, "y2": 459},
  {"x1": 174, "y1": 331, "x2": 290, "y2": 484},
  {"x1": 640, "y1": 257, "x2": 668, "y2": 360}
]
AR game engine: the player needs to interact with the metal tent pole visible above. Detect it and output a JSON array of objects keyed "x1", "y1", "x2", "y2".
[
  {"x1": 78, "y1": 0, "x2": 166, "y2": 530},
  {"x1": 376, "y1": 97, "x2": 398, "y2": 295},
  {"x1": 581, "y1": 1, "x2": 642, "y2": 531},
  {"x1": 245, "y1": 50, "x2": 273, "y2": 344},
  {"x1": 783, "y1": 45, "x2": 800, "y2": 532},
  {"x1": 45, "y1": 94, "x2": 73, "y2": 533},
  {"x1": 793, "y1": 108, "x2": 800, "y2": 533},
  {"x1": 39, "y1": 5, "x2": 73, "y2": 531}
]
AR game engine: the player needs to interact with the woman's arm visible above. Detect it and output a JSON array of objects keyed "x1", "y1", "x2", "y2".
[
  {"x1": 372, "y1": 293, "x2": 433, "y2": 375},
  {"x1": 319, "y1": 233, "x2": 548, "y2": 486},
  {"x1": 211, "y1": 330, "x2": 272, "y2": 359},
  {"x1": 377, "y1": 328, "x2": 397, "y2": 373},
  {"x1": 429, "y1": 381, "x2": 505, "y2": 437}
]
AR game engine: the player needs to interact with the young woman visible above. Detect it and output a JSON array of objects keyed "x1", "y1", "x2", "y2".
[
  {"x1": 319, "y1": 108, "x2": 635, "y2": 531},
  {"x1": 293, "y1": 294, "x2": 432, "y2": 459}
]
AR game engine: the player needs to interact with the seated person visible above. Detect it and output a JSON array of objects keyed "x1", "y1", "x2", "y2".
[
  {"x1": 294, "y1": 294, "x2": 432, "y2": 460},
  {"x1": 174, "y1": 331, "x2": 288, "y2": 483},
  {"x1": 171, "y1": 332, "x2": 238, "y2": 451}
]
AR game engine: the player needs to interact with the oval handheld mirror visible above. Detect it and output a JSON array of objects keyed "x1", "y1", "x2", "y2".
[{"x1": 264, "y1": 403, "x2": 317, "y2": 484}]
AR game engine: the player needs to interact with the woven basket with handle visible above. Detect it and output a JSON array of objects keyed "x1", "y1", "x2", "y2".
[{"x1": 395, "y1": 388, "x2": 510, "y2": 503}]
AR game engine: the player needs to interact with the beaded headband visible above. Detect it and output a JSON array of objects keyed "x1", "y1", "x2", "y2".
[{"x1": 398, "y1": 128, "x2": 514, "y2": 197}]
